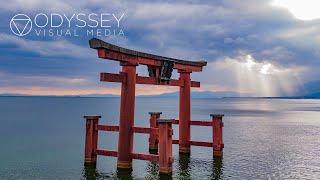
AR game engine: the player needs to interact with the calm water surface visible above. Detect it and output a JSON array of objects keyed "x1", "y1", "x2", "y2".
[{"x1": 0, "y1": 97, "x2": 319, "y2": 179}]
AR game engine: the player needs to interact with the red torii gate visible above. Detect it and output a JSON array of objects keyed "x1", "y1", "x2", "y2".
[{"x1": 84, "y1": 38, "x2": 224, "y2": 174}]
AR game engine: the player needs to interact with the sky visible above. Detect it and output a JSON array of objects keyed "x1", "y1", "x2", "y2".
[{"x1": 0, "y1": 0, "x2": 320, "y2": 96}]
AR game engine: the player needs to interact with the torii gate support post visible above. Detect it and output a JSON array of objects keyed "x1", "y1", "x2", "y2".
[
  {"x1": 117, "y1": 62, "x2": 137, "y2": 169},
  {"x1": 211, "y1": 114, "x2": 224, "y2": 157},
  {"x1": 84, "y1": 115, "x2": 101, "y2": 165},
  {"x1": 178, "y1": 70, "x2": 191, "y2": 154},
  {"x1": 149, "y1": 112, "x2": 162, "y2": 152},
  {"x1": 158, "y1": 119, "x2": 174, "y2": 174}
]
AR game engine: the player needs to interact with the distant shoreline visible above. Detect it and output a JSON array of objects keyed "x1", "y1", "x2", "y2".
[{"x1": 0, "y1": 95, "x2": 318, "y2": 99}]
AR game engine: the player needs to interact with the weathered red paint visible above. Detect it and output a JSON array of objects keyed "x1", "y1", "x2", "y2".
[
  {"x1": 96, "y1": 149, "x2": 118, "y2": 157},
  {"x1": 100, "y1": 72, "x2": 200, "y2": 87},
  {"x1": 97, "y1": 125, "x2": 119, "y2": 132},
  {"x1": 100, "y1": 72, "x2": 126, "y2": 83},
  {"x1": 158, "y1": 119, "x2": 174, "y2": 174},
  {"x1": 149, "y1": 112, "x2": 161, "y2": 151},
  {"x1": 131, "y1": 153, "x2": 159, "y2": 162},
  {"x1": 96, "y1": 149, "x2": 160, "y2": 161},
  {"x1": 178, "y1": 71, "x2": 191, "y2": 154},
  {"x1": 84, "y1": 115, "x2": 101, "y2": 165},
  {"x1": 97, "y1": 124, "x2": 157, "y2": 134},
  {"x1": 172, "y1": 139, "x2": 179, "y2": 144},
  {"x1": 96, "y1": 48, "x2": 204, "y2": 72},
  {"x1": 173, "y1": 120, "x2": 213, "y2": 126},
  {"x1": 190, "y1": 141, "x2": 213, "y2": 147},
  {"x1": 211, "y1": 114, "x2": 224, "y2": 157},
  {"x1": 117, "y1": 63, "x2": 137, "y2": 169},
  {"x1": 133, "y1": 127, "x2": 153, "y2": 134},
  {"x1": 172, "y1": 140, "x2": 213, "y2": 147}
]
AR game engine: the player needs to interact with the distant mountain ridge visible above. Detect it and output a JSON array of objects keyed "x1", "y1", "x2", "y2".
[
  {"x1": 1, "y1": 81, "x2": 320, "y2": 98},
  {"x1": 0, "y1": 91, "x2": 245, "y2": 98}
]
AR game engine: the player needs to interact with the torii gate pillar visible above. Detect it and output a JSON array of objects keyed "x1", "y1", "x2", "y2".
[
  {"x1": 117, "y1": 62, "x2": 137, "y2": 169},
  {"x1": 178, "y1": 70, "x2": 191, "y2": 154}
]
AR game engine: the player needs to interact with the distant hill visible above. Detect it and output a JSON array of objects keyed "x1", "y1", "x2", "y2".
[
  {"x1": 0, "y1": 93, "x2": 26, "y2": 97},
  {"x1": 0, "y1": 91, "x2": 245, "y2": 98}
]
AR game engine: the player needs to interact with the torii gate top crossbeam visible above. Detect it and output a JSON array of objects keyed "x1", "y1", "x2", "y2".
[{"x1": 89, "y1": 38, "x2": 207, "y2": 72}]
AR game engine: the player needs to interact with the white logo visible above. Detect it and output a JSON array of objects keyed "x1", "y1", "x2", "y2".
[
  {"x1": 10, "y1": 14, "x2": 32, "y2": 36},
  {"x1": 9, "y1": 13, "x2": 125, "y2": 37}
]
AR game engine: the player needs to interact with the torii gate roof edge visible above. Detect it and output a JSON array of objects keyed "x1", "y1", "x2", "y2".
[{"x1": 89, "y1": 38, "x2": 207, "y2": 72}]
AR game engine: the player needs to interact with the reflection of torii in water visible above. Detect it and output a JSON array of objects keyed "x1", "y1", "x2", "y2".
[{"x1": 83, "y1": 38, "x2": 224, "y2": 175}]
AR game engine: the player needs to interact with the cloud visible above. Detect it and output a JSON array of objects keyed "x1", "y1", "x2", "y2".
[
  {"x1": 0, "y1": 0, "x2": 127, "y2": 14},
  {"x1": 0, "y1": 0, "x2": 81, "y2": 13},
  {"x1": 0, "y1": 33, "x2": 92, "y2": 58},
  {"x1": 0, "y1": 0, "x2": 319, "y2": 96},
  {"x1": 272, "y1": 0, "x2": 320, "y2": 20},
  {"x1": 200, "y1": 54, "x2": 306, "y2": 96},
  {"x1": 274, "y1": 23, "x2": 320, "y2": 50}
]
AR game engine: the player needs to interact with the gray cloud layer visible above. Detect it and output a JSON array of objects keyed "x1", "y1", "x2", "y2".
[{"x1": 0, "y1": 0, "x2": 319, "y2": 96}]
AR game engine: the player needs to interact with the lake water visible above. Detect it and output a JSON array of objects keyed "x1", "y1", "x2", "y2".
[{"x1": 0, "y1": 97, "x2": 319, "y2": 179}]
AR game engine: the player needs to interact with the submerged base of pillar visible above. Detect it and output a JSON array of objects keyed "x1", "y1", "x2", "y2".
[
  {"x1": 179, "y1": 147, "x2": 190, "y2": 154},
  {"x1": 84, "y1": 161, "x2": 97, "y2": 167},
  {"x1": 159, "y1": 167, "x2": 172, "y2": 175},
  {"x1": 213, "y1": 151, "x2": 223, "y2": 157},
  {"x1": 117, "y1": 161, "x2": 132, "y2": 169}
]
